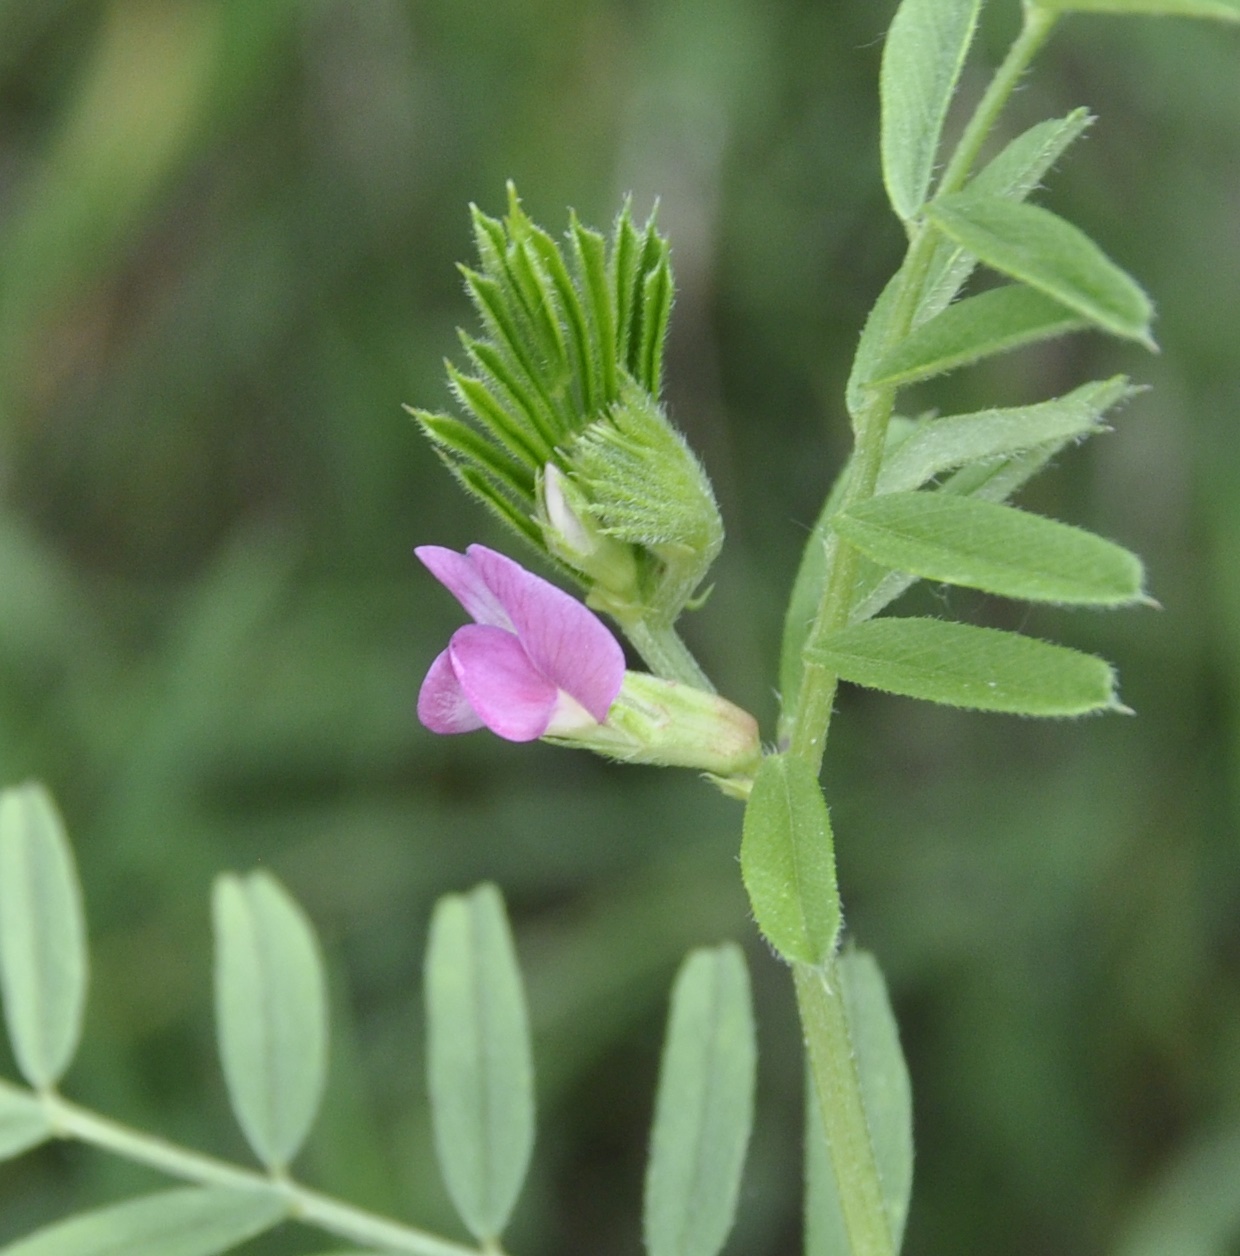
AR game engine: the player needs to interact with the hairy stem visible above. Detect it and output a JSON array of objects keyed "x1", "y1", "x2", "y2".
[
  {"x1": 785, "y1": 9, "x2": 1060, "y2": 1254},
  {"x1": 937, "y1": 4, "x2": 1059, "y2": 199},
  {"x1": 623, "y1": 616, "x2": 716, "y2": 690},
  {"x1": 796, "y1": 962, "x2": 894, "y2": 1256},
  {"x1": 791, "y1": 7, "x2": 1059, "y2": 773},
  {"x1": 39, "y1": 1091, "x2": 483, "y2": 1256}
]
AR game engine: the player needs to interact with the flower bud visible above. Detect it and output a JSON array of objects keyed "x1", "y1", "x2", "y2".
[
  {"x1": 536, "y1": 464, "x2": 642, "y2": 613},
  {"x1": 566, "y1": 381, "x2": 724, "y2": 625}
]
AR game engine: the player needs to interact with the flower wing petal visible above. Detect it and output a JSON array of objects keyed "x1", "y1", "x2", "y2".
[
  {"x1": 417, "y1": 647, "x2": 485, "y2": 734},
  {"x1": 449, "y1": 624, "x2": 559, "y2": 742},
  {"x1": 416, "y1": 545, "x2": 514, "y2": 629},
  {"x1": 468, "y1": 545, "x2": 625, "y2": 723}
]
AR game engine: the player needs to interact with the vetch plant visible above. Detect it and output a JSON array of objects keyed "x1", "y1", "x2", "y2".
[{"x1": 1, "y1": 1, "x2": 1237, "y2": 1253}]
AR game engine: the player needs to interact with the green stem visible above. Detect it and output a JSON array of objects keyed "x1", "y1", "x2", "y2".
[
  {"x1": 937, "y1": 4, "x2": 1059, "y2": 200},
  {"x1": 796, "y1": 962, "x2": 894, "y2": 1256},
  {"x1": 624, "y1": 616, "x2": 716, "y2": 691},
  {"x1": 784, "y1": 9, "x2": 1061, "y2": 1253},
  {"x1": 40, "y1": 1091, "x2": 483, "y2": 1256},
  {"x1": 790, "y1": 3, "x2": 1060, "y2": 774}
]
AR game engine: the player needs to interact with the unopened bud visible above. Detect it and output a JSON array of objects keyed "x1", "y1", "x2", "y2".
[
  {"x1": 537, "y1": 463, "x2": 642, "y2": 614},
  {"x1": 567, "y1": 382, "x2": 724, "y2": 624}
]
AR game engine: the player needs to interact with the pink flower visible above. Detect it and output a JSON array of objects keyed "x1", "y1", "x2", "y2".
[{"x1": 416, "y1": 544, "x2": 626, "y2": 742}]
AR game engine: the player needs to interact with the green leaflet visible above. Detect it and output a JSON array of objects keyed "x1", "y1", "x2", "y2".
[
  {"x1": 0, "y1": 1080, "x2": 50, "y2": 1162},
  {"x1": 877, "y1": 376, "x2": 1132, "y2": 494},
  {"x1": 806, "y1": 951, "x2": 914, "y2": 1256},
  {"x1": 847, "y1": 268, "x2": 904, "y2": 422},
  {"x1": 454, "y1": 463, "x2": 545, "y2": 549},
  {"x1": 424, "y1": 884, "x2": 534, "y2": 1243},
  {"x1": 871, "y1": 285, "x2": 1087, "y2": 388},
  {"x1": 880, "y1": 0, "x2": 982, "y2": 220},
  {"x1": 0, "y1": 1186, "x2": 286, "y2": 1256},
  {"x1": 212, "y1": 872, "x2": 329, "y2": 1171},
  {"x1": 571, "y1": 213, "x2": 618, "y2": 404},
  {"x1": 967, "y1": 109, "x2": 1094, "y2": 201},
  {"x1": 851, "y1": 445, "x2": 1068, "y2": 625},
  {"x1": 927, "y1": 193, "x2": 1157, "y2": 347},
  {"x1": 1032, "y1": 0, "x2": 1239, "y2": 17},
  {"x1": 0, "y1": 783, "x2": 88, "y2": 1089},
  {"x1": 917, "y1": 109, "x2": 1094, "y2": 323},
  {"x1": 458, "y1": 267, "x2": 565, "y2": 445},
  {"x1": 638, "y1": 249, "x2": 674, "y2": 396},
  {"x1": 809, "y1": 617, "x2": 1123, "y2": 716},
  {"x1": 415, "y1": 411, "x2": 537, "y2": 504},
  {"x1": 832, "y1": 492, "x2": 1148, "y2": 606},
  {"x1": 741, "y1": 755, "x2": 841, "y2": 966},
  {"x1": 644, "y1": 945, "x2": 756, "y2": 1256}
]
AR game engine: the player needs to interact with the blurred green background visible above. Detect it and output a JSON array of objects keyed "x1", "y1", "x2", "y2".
[{"x1": 1, "y1": 2, "x2": 1238, "y2": 1253}]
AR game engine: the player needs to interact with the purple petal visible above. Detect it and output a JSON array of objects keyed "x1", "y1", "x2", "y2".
[
  {"x1": 467, "y1": 546, "x2": 625, "y2": 723},
  {"x1": 415, "y1": 546, "x2": 514, "y2": 629},
  {"x1": 448, "y1": 624, "x2": 559, "y2": 742},
  {"x1": 417, "y1": 647, "x2": 485, "y2": 734}
]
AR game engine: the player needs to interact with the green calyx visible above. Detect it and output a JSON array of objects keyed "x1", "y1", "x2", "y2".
[
  {"x1": 566, "y1": 380, "x2": 723, "y2": 623},
  {"x1": 546, "y1": 671, "x2": 762, "y2": 791},
  {"x1": 409, "y1": 183, "x2": 723, "y2": 633}
]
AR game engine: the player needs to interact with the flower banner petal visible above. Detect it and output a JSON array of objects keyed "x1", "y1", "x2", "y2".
[
  {"x1": 468, "y1": 546, "x2": 624, "y2": 722},
  {"x1": 416, "y1": 546, "x2": 514, "y2": 629},
  {"x1": 449, "y1": 624, "x2": 560, "y2": 741},
  {"x1": 418, "y1": 649, "x2": 486, "y2": 734}
]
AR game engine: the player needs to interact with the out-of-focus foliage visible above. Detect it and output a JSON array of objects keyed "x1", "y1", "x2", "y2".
[{"x1": 0, "y1": 2, "x2": 1237, "y2": 1254}]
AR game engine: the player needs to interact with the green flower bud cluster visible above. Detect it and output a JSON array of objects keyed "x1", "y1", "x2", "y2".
[{"x1": 409, "y1": 185, "x2": 724, "y2": 674}]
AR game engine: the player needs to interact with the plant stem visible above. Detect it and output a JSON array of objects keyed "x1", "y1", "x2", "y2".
[
  {"x1": 40, "y1": 1091, "x2": 482, "y2": 1256},
  {"x1": 624, "y1": 616, "x2": 716, "y2": 691},
  {"x1": 795, "y1": 962, "x2": 894, "y2": 1256},
  {"x1": 784, "y1": 9, "x2": 1062, "y2": 1253},
  {"x1": 937, "y1": 4, "x2": 1059, "y2": 200}
]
